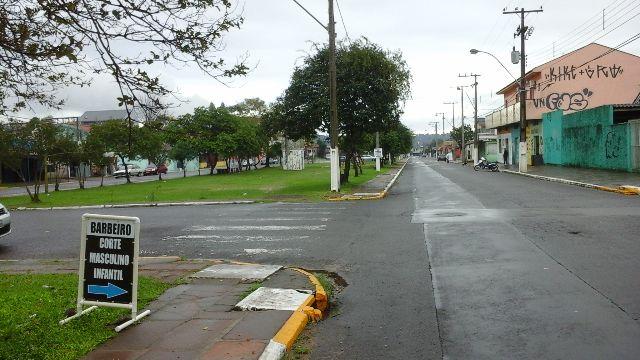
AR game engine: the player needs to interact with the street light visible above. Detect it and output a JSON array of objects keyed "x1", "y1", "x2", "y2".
[{"x1": 469, "y1": 49, "x2": 517, "y2": 82}]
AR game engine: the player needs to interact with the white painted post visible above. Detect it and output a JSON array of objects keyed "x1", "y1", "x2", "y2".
[
  {"x1": 519, "y1": 141, "x2": 528, "y2": 172},
  {"x1": 330, "y1": 147, "x2": 340, "y2": 192},
  {"x1": 375, "y1": 157, "x2": 381, "y2": 172}
]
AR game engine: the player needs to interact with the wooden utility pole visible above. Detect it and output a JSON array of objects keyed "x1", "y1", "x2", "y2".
[
  {"x1": 292, "y1": 0, "x2": 340, "y2": 190},
  {"x1": 503, "y1": 6, "x2": 543, "y2": 172}
]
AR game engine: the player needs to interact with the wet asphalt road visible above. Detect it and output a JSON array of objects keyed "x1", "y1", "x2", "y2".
[{"x1": 3, "y1": 157, "x2": 640, "y2": 358}]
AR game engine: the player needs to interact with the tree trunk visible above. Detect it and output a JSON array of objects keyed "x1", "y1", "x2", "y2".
[
  {"x1": 352, "y1": 156, "x2": 359, "y2": 177},
  {"x1": 120, "y1": 156, "x2": 131, "y2": 184},
  {"x1": 265, "y1": 155, "x2": 270, "y2": 168},
  {"x1": 183, "y1": 162, "x2": 187, "y2": 178},
  {"x1": 54, "y1": 163, "x2": 60, "y2": 191},
  {"x1": 341, "y1": 152, "x2": 352, "y2": 184}
]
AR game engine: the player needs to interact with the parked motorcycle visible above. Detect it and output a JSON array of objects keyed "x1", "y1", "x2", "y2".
[{"x1": 474, "y1": 157, "x2": 499, "y2": 172}]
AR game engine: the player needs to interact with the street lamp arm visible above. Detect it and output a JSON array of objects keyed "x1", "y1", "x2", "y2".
[
  {"x1": 292, "y1": 0, "x2": 328, "y2": 31},
  {"x1": 470, "y1": 49, "x2": 518, "y2": 83}
]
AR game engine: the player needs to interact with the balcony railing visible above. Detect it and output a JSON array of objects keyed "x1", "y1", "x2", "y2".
[{"x1": 485, "y1": 103, "x2": 520, "y2": 129}]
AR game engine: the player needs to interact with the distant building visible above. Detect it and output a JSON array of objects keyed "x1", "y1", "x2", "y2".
[{"x1": 79, "y1": 110, "x2": 135, "y2": 132}]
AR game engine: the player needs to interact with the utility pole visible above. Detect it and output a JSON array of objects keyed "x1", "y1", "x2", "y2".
[
  {"x1": 459, "y1": 73, "x2": 480, "y2": 163},
  {"x1": 429, "y1": 122, "x2": 439, "y2": 156},
  {"x1": 503, "y1": 6, "x2": 543, "y2": 173},
  {"x1": 291, "y1": 0, "x2": 340, "y2": 190},
  {"x1": 435, "y1": 113, "x2": 446, "y2": 157},
  {"x1": 443, "y1": 101, "x2": 457, "y2": 160},
  {"x1": 328, "y1": 0, "x2": 340, "y2": 190},
  {"x1": 375, "y1": 131, "x2": 380, "y2": 172},
  {"x1": 457, "y1": 86, "x2": 467, "y2": 164}
]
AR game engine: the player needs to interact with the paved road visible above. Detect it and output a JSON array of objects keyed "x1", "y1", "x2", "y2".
[{"x1": 2, "y1": 157, "x2": 640, "y2": 358}]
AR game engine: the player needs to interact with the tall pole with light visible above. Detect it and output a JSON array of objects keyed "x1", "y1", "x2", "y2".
[
  {"x1": 457, "y1": 85, "x2": 468, "y2": 164},
  {"x1": 435, "y1": 113, "x2": 446, "y2": 157}
]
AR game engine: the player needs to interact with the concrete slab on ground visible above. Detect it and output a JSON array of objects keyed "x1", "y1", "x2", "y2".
[
  {"x1": 191, "y1": 264, "x2": 282, "y2": 281},
  {"x1": 235, "y1": 287, "x2": 312, "y2": 311}
]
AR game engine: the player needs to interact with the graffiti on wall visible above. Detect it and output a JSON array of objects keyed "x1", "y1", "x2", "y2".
[
  {"x1": 536, "y1": 64, "x2": 624, "y2": 91},
  {"x1": 532, "y1": 88, "x2": 593, "y2": 111},
  {"x1": 605, "y1": 131, "x2": 622, "y2": 159}
]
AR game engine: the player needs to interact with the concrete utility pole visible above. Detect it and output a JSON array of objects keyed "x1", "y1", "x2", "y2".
[
  {"x1": 435, "y1": 113, "x2": 446, "y2": 156},
  {"x1": 459, "y1": 73, "x2": 480, "y2": 163},
  {"x1": 444, "y1": 101, "x2": 457, "y2": 160},
  {"x1": 291, "y1": 0, "x2": 340, "y2": 190},
  {"x1": 503, "y1": 6, "x2": 543, "y2": 173},
  {"x1": 457, "y1": 86, "x2": 468, "y2": 164},
  {"x1": 375, "y1": 131, "x2": 380, "y2": 172},
  {"x1": 429, "y1": 122, "x2": 439, "y2": 156}
]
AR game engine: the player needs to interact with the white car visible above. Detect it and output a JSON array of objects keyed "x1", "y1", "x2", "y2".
[
  {"x1": 0, "y1": 203, "x2": 11, "y2": 238},
  {"x1": 113, "y1": 164, "x2": 143, "y2": 178}
]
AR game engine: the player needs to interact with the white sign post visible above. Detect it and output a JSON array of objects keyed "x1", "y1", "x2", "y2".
[
  {"x1": 374, "y1": 148, "x2": 383, "y2": 172},
  {"x1": 60, "y1": 214, "x2": 149, "y2": 332}
]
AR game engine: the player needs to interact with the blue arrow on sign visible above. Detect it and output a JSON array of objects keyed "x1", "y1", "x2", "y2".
[{"x1": 88, "y1": 283, "x2": 128, "y2": 299}]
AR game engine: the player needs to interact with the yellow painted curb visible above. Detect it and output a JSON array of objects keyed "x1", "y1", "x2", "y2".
[
  {"x1": 272, "y1": 311, "x2": 309, "y2": 350},
  {"x1": 290, "y1": 268, "x2": 328, "y2": 312},
  {"x1": 267, "y1": 268, "x2": 330, "y2": 353}
]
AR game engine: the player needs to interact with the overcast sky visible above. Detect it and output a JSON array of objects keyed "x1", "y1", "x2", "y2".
[{"x1": 18, "y1": 0, "x2": 640, "y2": 134}]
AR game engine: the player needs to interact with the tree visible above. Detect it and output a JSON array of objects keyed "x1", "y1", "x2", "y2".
[
  {"x1": 138, "y1": 120, "x2": 169, "y2": 180},
  {"x1": 168, "y1": 141, "x2": 198, "y2": 178},
  {"x1": 450, "y1": 125, "x2": 474, "y2": 151},
  {"x1": 0, "y1": 118, "x2": 61, "y2": 202},
  {"x1": 87, "y1": 119, "x2": 141, "y2": 183},
  {"x1": 1, "y1": 1, "x2": 248, "y2": 117},
  {"x1": 381, "y1": 124, "x2": 413, "y2": 164},
  {"x1": 228, "y1": 98, "x2": 268, "y2": 118},
  {"x1": 83, "y1": 134, "x2": 110, "y2": 187},
  {"x1": 266, "y1": 39, "x2": 411, "y2": 183}
]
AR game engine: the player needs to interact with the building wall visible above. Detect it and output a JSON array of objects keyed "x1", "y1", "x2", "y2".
[
  {"x1": 542, "y1": 110, "x2": 564, "y2": 165},
  {"x1": 542, "y1": 105, "x2": 630, "y2": 171},
  {"x1": 501, "y1": 43, "x2": 640, "y2": 120}
]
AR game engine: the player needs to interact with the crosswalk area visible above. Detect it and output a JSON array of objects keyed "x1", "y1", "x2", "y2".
[{"x1": 160, "y1": 203, "x2": 346, "y2": 260}]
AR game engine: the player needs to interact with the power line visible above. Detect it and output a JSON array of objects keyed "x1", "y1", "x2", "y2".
[
  {"x1": 529, "y1": 0, "x2": 629, "y2": 56},
  {"x1": 529, "y1": 0, "x2": 640, "y2": 62},
  {"x1": 335, "y1": 0, "x2": 351, "y2": 43}
]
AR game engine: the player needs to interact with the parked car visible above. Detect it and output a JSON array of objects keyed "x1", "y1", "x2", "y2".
[
  {"x1": 437, "y1": 154, "x2": 447, "y2": 162},
  {"x1": 361, "y1": 155, "x2": 376, "y2": 161},
  {"x1": 143, "y1": 164, "x2": 168, "y2": 176},
  {"x1": 113, "y1": 164, "x2": 143, "y2": 178},
  {"x1": 0, "y1": 203, "x2": 11, "y2": 238}
]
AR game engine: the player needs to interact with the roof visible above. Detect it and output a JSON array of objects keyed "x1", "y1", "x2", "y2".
[{"x1": 79, "y1": 110, "x2": 130, "y2": 123}]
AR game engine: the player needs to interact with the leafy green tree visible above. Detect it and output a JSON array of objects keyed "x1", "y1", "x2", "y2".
[
  {"x1": 168, "y1": 141, "x2": 198, "y2": 178},
  {"x1": 1, "y1": 1, "x2": 247, "y2": 117},
  {"x1": 266, "y1": 39, "x2": 411, "y2": 183},
  {"x1": 87, "y1": 120, "x2": 142, "y2": 183},
  {"x1": 0, "y1": 118, "x2": 61, "y2": 202},
  {"x1": 450, "y1": 125, "x2": 474, "y2": 150},
  {"x1": 381, "y1": 124, "x2": 413, "y2": 164},
  {"x1": 138, "y1": 120, "x2": 169, "y2": 180},
  {"x1": 228, "y1": 98, "x2": 268, "y2": 118}
]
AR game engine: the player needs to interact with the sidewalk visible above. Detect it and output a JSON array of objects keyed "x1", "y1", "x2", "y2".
[
  {"x1": 1, "y1": 258, "x2": 322, "y2": 360},
  {"x1": 328, "y1": 159, "x2": 408, "y2": 200},
  {"x1": 500, "y1": 164, "x2": 640, "y2": 194}
]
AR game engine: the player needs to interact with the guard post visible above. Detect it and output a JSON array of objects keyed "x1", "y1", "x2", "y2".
[{"x1": 60, "y1": 214, "x2": 150, "y2": 332}]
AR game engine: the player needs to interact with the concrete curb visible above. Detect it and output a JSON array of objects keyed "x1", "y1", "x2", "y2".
[
  {"x1": 9, "y1": 200, "x2": 255, "y2": 211},
  {"x1": 328, "y1": 160, "x2": 409, "y2": 201},
  {"x1": 258, "y1": 268, "x2": 328, "y2": 360},
  {"x1": 501, "y1": 170, "x2": 639, "y2": 196}
]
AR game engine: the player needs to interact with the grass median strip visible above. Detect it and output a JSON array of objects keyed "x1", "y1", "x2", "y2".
[
  {"x1": 0, "y1": 273, "x2": 169, "y2": 360},
  {"x1": 1, "y1": 163, "x2": 395, "y2": 209}
]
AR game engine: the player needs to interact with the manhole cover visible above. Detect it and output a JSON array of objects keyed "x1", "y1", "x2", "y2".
[{"x1": 435, "y1": 212, "x2": 465, "y2": 217}]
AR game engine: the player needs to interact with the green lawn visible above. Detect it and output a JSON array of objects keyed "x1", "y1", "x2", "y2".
[
  {"x1": 1, "y1": 162, "x2": 394, "y2": 208},
  {"x1": 0, "y1": 273, "x2": 170, "y2": 360}
]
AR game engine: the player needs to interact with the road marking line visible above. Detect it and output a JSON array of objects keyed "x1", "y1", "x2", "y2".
[
  {"x1": 226, "y1": 218, "x2": 331, "y2": 222},
  {"x1": 189, "y1": 225, "x2": 326, "y2": 231},
  {"x1": 163, "y1": 235, "x2": 311, "y2": 242}
]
